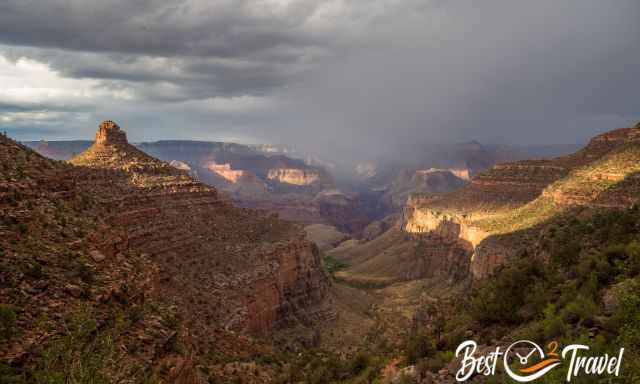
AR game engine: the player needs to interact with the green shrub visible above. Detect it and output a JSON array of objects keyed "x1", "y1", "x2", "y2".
[
  {"x1": 405, "y1": 332, "x2": 434, "y2": 364},
  {"x1": 0, "y1": 305, "x2": 17, "y2": 341},
  {"x1": 613, "y1": 279, "x2": 640, "y2": 350},
  {"x1": 551, "y1": 239, "x2": 581, "y2": 268},
  {"x1": 560, "y1": 294, "x2": 597, "y2": 325},
  {"x1": 32, "y1": 306, "x2": 126, "y2": 384},
  {"x1": 541, "y1": 304, "x2": 565, "y2": 340},
  {"x1": 160, "y1": 306, "x2": 180, "y2": 330},
  {"x1": 0, "y1": 363, "x2": 25, "y2": 384},
  {"x1": 470, "y1": 260, "x2": 550, "y2": 325},
  {"x1": 323, "y1": 256, "x2": 347, "y2": 274},
  {"x1": 625, "y1": 241, "x2": 640, "y2": 276}
]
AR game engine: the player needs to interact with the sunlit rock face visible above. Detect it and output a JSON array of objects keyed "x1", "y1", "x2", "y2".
[
  {"x1": 169, "y1": 160, "x2": 191, "y2": 171},
  {"x1": 207, "y1": 162, "x2": 257, "y2": 184},
  {"x1": 403, "y1": 198, "x2": 488, "y2": 248},
  {"x1": 402, "y1": 124, "x2": 640, "y2": 280},
  {"x1": 266, "y1": 168, "x2": 328, "y2": 186},
  {"x1": 95, "y1": 120, "x2": 127, "y2": 145},
  {"x1": 448, "y1": 167, "x2": 471, "y2": 180}
]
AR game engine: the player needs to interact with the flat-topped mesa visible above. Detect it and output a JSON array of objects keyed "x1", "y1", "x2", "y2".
[{"x1": 95, "y1": 120, "x2": 128, "y2": 146}]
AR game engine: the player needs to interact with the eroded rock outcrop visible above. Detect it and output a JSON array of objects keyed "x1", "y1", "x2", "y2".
[{"x1": 95, "y1": 120, "x2": 127, "y2": 145}]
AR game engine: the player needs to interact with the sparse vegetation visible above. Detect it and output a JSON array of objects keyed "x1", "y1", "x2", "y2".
[
  {"x1": 273, "y1": 349, "x2": 385, "y2": 384},
  {"x1": 404, "y1": 332, "x2": 434, "y2": 364},
  {"x1": 31, "y1": 306, "x2": 125, "y2": 384},
  {"x1": 324, "y1": 255, "x2": 347, "y2": 274}
]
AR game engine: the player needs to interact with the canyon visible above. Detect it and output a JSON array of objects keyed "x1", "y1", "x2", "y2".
[
  {"x1": 24, "y1": 138, "x2": 544, "y2": 238},
  {"x1": 328, "y1": 124, "x2": 640, "y2": 289},
  {"x1": 1, "y1": 121, "x2": 334, "y2": 381},
  {"x1": 24, "y1": 139, "x2": 378, "y2": 234},
  {"x1": 8, "y1": 121, "x2": 639, "y2": 383},
  {"x1": 314, "y1": 122, "x2": 640, "y2": 383}
]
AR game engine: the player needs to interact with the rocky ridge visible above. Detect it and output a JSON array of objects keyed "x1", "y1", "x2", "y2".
[
  {"x1": 1, "y1": 121, "x2": 334, "y2": 382},
  {"x1": 71, "y1": 121, "x2": 334, "y2": 335}
]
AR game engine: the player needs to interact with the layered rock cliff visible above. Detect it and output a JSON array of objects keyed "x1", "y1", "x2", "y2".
[
  {"x1": 1, "y1": 121, "x2": 333, "y2": 381},
  {"x1": 403, "y1": 125, "x2": 640, "y2": 279},
  {"x1": 386, "y1": 168, "x2": 467, "y2": 207},
  {"x1": 266, "y1": 168, "x2": 329, "y2": 186},
  {"x1": 70, "y1": 121, "x2": 333, "y2": 335}
]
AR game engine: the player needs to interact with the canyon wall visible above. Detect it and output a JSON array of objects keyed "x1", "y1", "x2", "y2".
[
  {"x1": 403, "y1": 125, "x2": 640, "y2": 280},
  {"x1": 68, "y1": 121, "x2": 334, "y2": 339},
  {"x1": 266, "y1": 168, "x2": 328, "y2": 186}
]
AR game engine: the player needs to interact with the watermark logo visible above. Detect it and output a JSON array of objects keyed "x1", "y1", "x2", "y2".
[
  {"x1": 455, "y1": 339, "x2": 624, "y2": 382},
  {"x1": 503, "y1": 340, "x2": 561, "y2": 382}
]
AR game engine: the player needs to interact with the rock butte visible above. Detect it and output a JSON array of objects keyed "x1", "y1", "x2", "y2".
[{"x1": 95, "y1": 120, "x2": 127, "y2": 145}]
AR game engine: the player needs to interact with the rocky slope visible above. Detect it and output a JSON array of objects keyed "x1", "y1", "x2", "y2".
[
  {"x1": 403, "y1": 125, "x2": 640, "y2": 279},
  {"x1": 1, "y1": 121, "x2": 333, "y2": 382}
]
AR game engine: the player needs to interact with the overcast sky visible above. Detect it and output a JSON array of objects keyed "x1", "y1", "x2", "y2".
[{"x1": 1, "y1": 0, "x2": 639, "y2": 161}]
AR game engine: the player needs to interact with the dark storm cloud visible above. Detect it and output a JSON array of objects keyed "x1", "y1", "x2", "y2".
[
  {"x1": 1, "y1": 0, "x2": 639, "y2": 163},
  {"x1": 0, "y1": 0, "x2": 341, "y2": 100},
  {"x1": 272, "y1": 0, "x2": 640, "y2": 159},
  {"x1": 0, "y1": 0, "x2": 320, "y2": 57}
]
